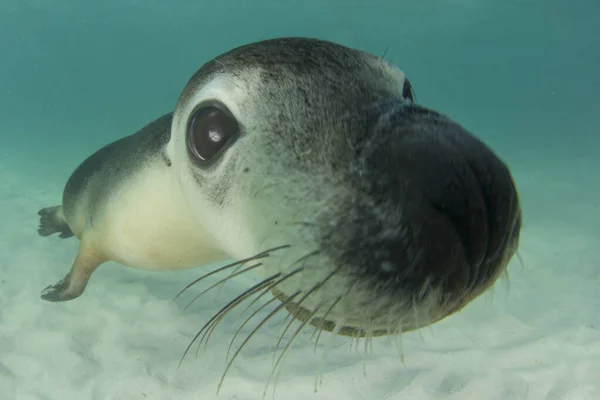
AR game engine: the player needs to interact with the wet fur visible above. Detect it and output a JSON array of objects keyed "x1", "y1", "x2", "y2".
[{"x1": 39, "y1": 37, "x2": 521, "y2": 395}]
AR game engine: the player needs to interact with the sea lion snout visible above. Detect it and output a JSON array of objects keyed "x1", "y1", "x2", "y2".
[{"x1": 321, "y1": 102, "x2": 522, "y2": 325}]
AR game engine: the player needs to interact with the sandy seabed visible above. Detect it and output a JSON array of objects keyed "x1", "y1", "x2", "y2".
[{"x1": 0, "y1": 155, "x2": 598, "y2": 400}]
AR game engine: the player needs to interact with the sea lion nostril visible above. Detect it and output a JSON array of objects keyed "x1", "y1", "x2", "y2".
[{"x1": 380, "y1": 261, "x2": 396, "y2": 273}]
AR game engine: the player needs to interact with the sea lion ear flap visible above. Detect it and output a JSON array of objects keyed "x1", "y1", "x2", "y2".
[{"x1": 402, "y1": 78, "x2": 416, "y2": 102}]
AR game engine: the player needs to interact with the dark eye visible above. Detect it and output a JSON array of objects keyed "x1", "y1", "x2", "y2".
[
  {"x1": 402, "y1": 79, "x2": 415, "y2": 102},
  {"x1": 187, "y1": 102, "x2": 239, "y2": 164}
]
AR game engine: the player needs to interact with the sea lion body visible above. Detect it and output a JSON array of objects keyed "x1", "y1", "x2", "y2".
[
  {"x1": 38, "y1": 113, "x2": 226, "y2": 300},
  {"x1": 39, "y1": 38, "x2": 521, "y2": 340}
]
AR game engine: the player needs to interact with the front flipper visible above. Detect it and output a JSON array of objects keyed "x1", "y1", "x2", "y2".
[{"x1": 41, "y1": 240, "x2": 105, "y2": 302}]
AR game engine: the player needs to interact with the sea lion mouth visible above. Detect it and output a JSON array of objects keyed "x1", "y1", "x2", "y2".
[{"x1": 270, "y1": 286, "x2": 395, "y2": 338}]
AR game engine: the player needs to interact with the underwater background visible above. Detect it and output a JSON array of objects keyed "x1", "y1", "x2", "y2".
[{"x1": 1, "y1": 0, "x2": 599, "y2": 399}]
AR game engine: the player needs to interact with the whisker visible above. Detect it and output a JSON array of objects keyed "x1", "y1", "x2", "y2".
[
  {"x1": 379, "y1": 45, "x2": 390, "y2": 63},
  {"x1": 226, "y1": 264, "x2": 309, "y2": 360},
  {"x1": 314, "y1": 321, "x2": 344, "y2": 393},
  {"x1": 241, "y1": 278, "x2": 287, "y2": 317},
  {"x1": 173, "y1": 244, "x2": 289, "y2": 300},
  {"x1": 413, "y1": 296, "x2": 429, "y2": 344},
  {"x1": 245, "y1": 249, "x2": 321, "y2": 318},
  {"x1": 215, "y1": 261, "x2": 248, "y2": 299},
  {"x1": 502, "y1": 269, "x2": 511, "y2": 302},
  {"x1": 183, "y1": 262, "x2": 263, "y2": 312},
  {"x1": 396, "y1": 329, "x2": 405, "y2": 365},
  {"x1": 268, "y1": 305, "x2": 322, "y2": 399},
  {"x1": 351, "y1": 328, "x2": 360, "y2": 352},
  {"x1": 313, "y1": 275, "x2": 359, "y2": 352},
  {"x1": 205, "y1": 266, "x2": 307, "y2": 358},
  {"x1": 312, "y1": 296, "x2": 342, "y2": 355},
  {"x1": 273, "y1": 311, "x2": 298, "y2": 365},
  {"x1": 197, "y1": 273, "x2": 281, "y2": 355},
  {"x1": 195, "y1": 277, "x2": 277, "y2": 359},
  {"x1": 390, "y1": 309, "x2": 401, "y2": 336},
  {"x1": 516, "y1": 250, "x2": 525, "y2": 269},
  {"x1": 213, "y1": 248, "x2": 323, "y2": 375},
  {"x1": 367, "y1": 325, "x2": 374, "y2": 355},
  {"x1": 362, "y1": 323, "x2": 374, "y2": 376},
  {"x1": 226, "y1": 296, "x2": 280, "y2": 362},
  {"x1": 274, "y1": 265, "x2": 342, "y2": 359},
  {"x1": 217, "y1": 291, "x2": 303, "y2": 394},
  {"x1": 310, "y1": 277, "x2": 361, "y2": 392},
  {"x1": 178, "y1": 274, "x2": 281, "y2": 369}
]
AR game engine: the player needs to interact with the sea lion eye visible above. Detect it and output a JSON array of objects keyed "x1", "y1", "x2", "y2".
[
  {"x1": 187, "y1": 102, "x2": 239, "y2": 164},
  {"x1": 402, "y1": 79, "x2": 415, "y2": 102}
]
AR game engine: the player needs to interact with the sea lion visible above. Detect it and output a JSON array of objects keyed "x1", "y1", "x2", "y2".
[{"x1": 39, "y1": 37, "x2": 521, "y2": 345}]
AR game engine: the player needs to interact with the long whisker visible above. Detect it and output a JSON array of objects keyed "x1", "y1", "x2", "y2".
[
  {"x1": 396, "y1": 329, "x2": 405, "y2": 364},
  {"x1": 175, "y1": 260, "x2": 252, "y2": 300},
  {"x1": 268, "y1": 305, "x2": 322, "y2": 399},
  {"x1": 310, "y1": 278, "x2": 361, "y2": 393},
  {"x1": 214, "y1": 261, "x2": 248, "y2": 299},
  {"x1": 268, "y1": 251, "x2": 322, "y2": 342},
  {"x1": 204, "y1": 265, "x2": 307, "y2": 355},
  {"x1": 226, "y1": 296, "x2": 280, "y2": 362},
  {"x1": 313, "y1": 275, "x2": 359, "y2": 352},
  {"x1": 362, "y1": 323, "x2": 374, "y2": 376},
  {"x1": 183, "y1": 262, "x2": 263, "y2": 312},
  {"x1": 242, "y1": 249, "x2": 321, "y2": 318},
  {"x1": 222, "y1": 248, "x2": 324, "y2": 367},
  {"x1": 195, "y1": 278, "x2": 276, "y2": 360},
  {"x1": 173, "y1": 244, "x2": 289, "y2": 300},
  {"x1": 312, "y1": 296, "x2": 342, "y2": 354},
  {"x1": 273, "y1": 265, "x2": 342, "y2": 359},
  {"x1": 273, "y1": 312, "x2": 298, "y2": 365},
  {"x1": 178, "y1": 274, "x2": 281, "y2": 369},
  {"x1": 314, "y1": 321, "x2": 345, "y2": 393},
  {"x1": 196, "y1": 275, "x2": 280, "y2": 357},
  {"x1": 224, "y1": 264, "x2": 309, "y2": 361},
  {"x1": 217, "y1": 291, "x2": 303, "y2": 394},
  {"x1": 379, "y1": 45, "x2": 390, "y2": 63},
  {"x1": 516, "y1": 250, "x2": 525, "y2": 269}
]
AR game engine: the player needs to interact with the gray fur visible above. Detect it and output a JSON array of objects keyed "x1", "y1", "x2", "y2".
[
  {"x1": 37, "y1": 112, "x2": 174, "y2": 301},
  {"x1": 170, "y1": 37, "x2": 522, "y2": 335},
  {"x1": 61, "y1": 112, "x2": 173, "y2": 233},
  {"x1": 38, "y1": 37, "x2": 521, "y2": 338},
  {"x1": 176, "y1": 38, "x2": 412, "y2": 208}
]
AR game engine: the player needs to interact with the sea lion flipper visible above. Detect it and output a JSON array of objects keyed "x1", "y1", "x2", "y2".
[
  {"x1": 37, "y1": 206, "x2": 74, "y2": 238},
  {"x1": 41, "y1": 241, "x2": 104, "y2": 302}
]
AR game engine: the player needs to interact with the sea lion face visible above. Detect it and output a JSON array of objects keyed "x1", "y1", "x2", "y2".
[{"x1": 167, "y1": 38, "x2": 522, "y2": 337}]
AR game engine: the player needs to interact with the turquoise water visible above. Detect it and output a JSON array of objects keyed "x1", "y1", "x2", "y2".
[
  {"x1": 3, "y1": 1, "x2": 599, "y2": 177},
  {"x1": 1, "y1": 1, "x2": 599, "y2": 399}
]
